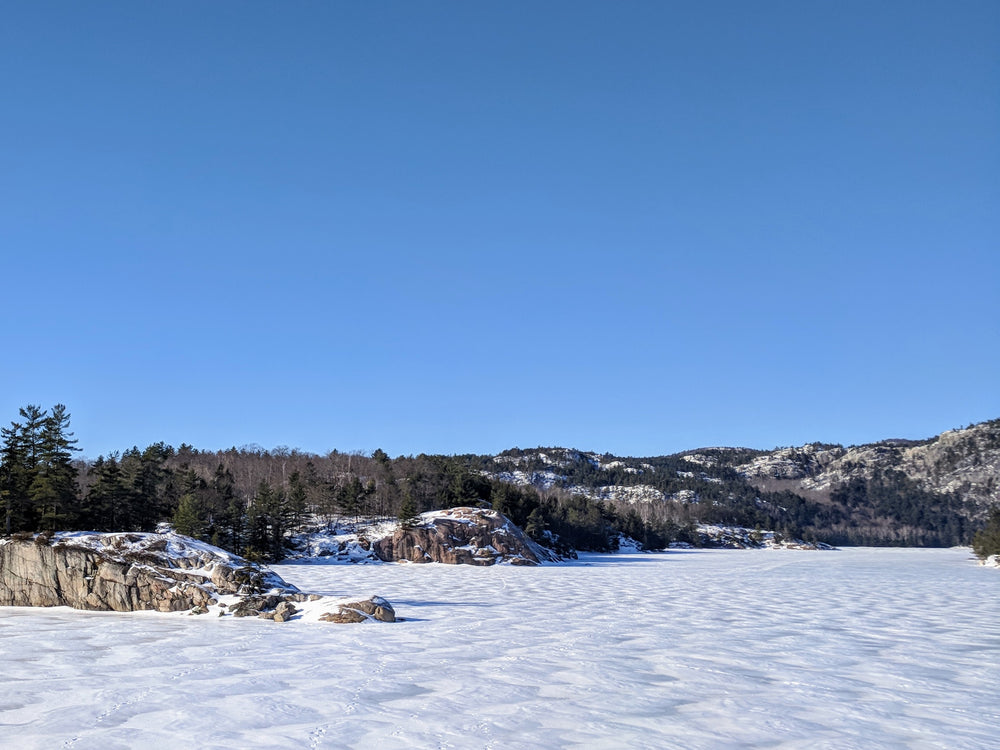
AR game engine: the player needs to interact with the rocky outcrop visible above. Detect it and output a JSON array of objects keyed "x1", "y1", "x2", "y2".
[
  {"x1": 0, "y1": 532, "x2": 294, "y2": 613},
  {"x1": 0, "y1": 532, "x2": 397, "y2": 623},
  {"x1": 373, "y1": 507, "x2": 558, "y2": 565},
  {"x1": 694, "y1": 524, "x2": 834, "y2": 550}
]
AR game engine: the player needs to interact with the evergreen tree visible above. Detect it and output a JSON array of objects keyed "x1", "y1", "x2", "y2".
[
  {"x1": 972, "y1": 506, "x2": 1000, "y2": 560},
  {"x1": 245, "y1": 480, "x2": 287, "y2": 561},
  {"x1": 287, "y1": 471, "x2": 308, "y2": 529},
  {"x1": 397, "y1": 490, "x2": 420, "y2": 528},
  {"x1": 121, "y1": 443, "x2": 175, "y2": 531},
  {"x1": 0, "y1": 405, "x2": 52, "y2": 533},
  {"x1": 1, "y1": 417, "x2": 31, "y2": 534},
  {"x1": 172, "y1": 493, "x2": 205, "y2": 538},
  {"x1": 338, "y1": 476, "x2": 365, "y2": 522},
  {"x1": 208, "y1": 463, "x2": 242, "y2": 549},
  {"x1": 82, "y1": 454, "x2": 135, "y2": 530},
  {"x1": 30, "y1": 405, "x2": 80, "y2": 532},
  {"x1": 524, "y1": 507, "x2": 546, "y2": 542},
  {"x1": 19, "y1": 405, "x2": 47, "y2": 468}
]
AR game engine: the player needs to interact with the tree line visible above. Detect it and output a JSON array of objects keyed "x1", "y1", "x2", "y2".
[
  {"x1": 0, "y1": 405, "x2": 676, "y2": 559},
  {"x1": 2, "y1": 405, "x2": 992, "y2": 558}
]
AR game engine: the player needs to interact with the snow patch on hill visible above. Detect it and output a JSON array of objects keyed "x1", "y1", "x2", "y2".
[
  {"x1": 492, "y1": 469, "x2": 566, "y2": 490},
  {"x1": 571, "y1": 484, "x2": 665, "y2": 504}
]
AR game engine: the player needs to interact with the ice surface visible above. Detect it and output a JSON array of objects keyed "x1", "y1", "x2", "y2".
[{"x1": 1, "y1": 548, "x2": 998, "y2": 748}]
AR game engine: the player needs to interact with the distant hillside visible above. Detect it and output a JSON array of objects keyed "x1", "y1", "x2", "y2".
[{"x1": 474, "y1": 419, "x2": 1000, "y2": 547}]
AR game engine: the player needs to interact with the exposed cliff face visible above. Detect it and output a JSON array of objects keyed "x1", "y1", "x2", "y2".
[
  {"x1": 735, "y1": 420, "x2": 1000, "y2": 509},
  {"x1": 0, "y1": 532, "x2": 293, "y2": 612},
  {"x1": 373, "y1": 507, "x2": 559, "y2": 565}
]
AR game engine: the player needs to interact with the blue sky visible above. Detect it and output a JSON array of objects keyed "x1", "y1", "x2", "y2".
[{"x1": 2, "y1": 2, "x2": 997, "y2": 459}]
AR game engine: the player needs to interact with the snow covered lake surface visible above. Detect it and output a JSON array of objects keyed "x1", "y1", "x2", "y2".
[{"x1": 2, "y1": 547, "x2": 997, "y2": 749}]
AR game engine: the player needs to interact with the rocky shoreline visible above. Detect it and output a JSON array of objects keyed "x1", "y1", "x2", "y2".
[
  {"x1": 0, "y1": 531, "x2": 395, "y2": 623},
  {"x1": 0, "y1": 509, "x2": 842, "y2": 622}
]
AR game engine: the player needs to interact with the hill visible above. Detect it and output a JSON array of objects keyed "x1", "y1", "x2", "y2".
[{"x1": 474, "y1": 419, "x2": 1000, "y2": 547}]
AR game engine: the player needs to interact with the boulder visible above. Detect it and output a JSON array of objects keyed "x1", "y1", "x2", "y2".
[
  {"x1": 319, "y1": 596, "x2": 396, "y2": 623},
  {"x1": 373, "y1": 507, "x2": 558, "y2": 565}
]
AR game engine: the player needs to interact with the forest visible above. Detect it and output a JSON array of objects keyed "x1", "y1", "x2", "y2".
[
  {"x1": 0, "y1": 404, "x2": 990, "y2": 560},
  {"x1": 0, "y1": 405, "x2": 665, "y2": 560}
]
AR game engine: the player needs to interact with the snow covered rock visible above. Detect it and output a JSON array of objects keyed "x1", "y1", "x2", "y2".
[
  {"x1": 285, "y1": 520, "x2": 391, "y2": 563},
  {"x1": 373, "y1": 507, "x2": 558, "y2": 565},
  {"x1": 318, "y1": 596, "x2": 396, "y2": 623},
  {"x1": 696, "y1": 525, "x2": 834, "y2": 550},
  {"x1": 0, "y1": 532, "x2": 294, "y2": 613}
]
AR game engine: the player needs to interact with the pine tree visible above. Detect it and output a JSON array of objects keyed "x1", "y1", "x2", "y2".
[
  {"x1": 524, "y1": 507, "x2": 547, "y2": 541},
  {"x1": 83, "y1": 455, "x2": 134, "y2": 530},
  {"x1": 972, "y1": 506, "x2": 1000, "y2": 560},
  {"x1": 172, "y1": 493, "x2": 205, "y2": 538},
  {"x1": 1, "y1": 404, "x2": 82, "y2": 533},
  {"x1": 32, "y1": 404, "x2": 81, "y2": 531},
  {"x1": 287, "y1": 471, "x2": 308, "y2": 529},
  {"x1": 18, "y1": 405, "x2": 46, "y2": 468},
  {"x1": 338, "y1": 476, "x2": 364, "y2": 523},
  {"x1": 1, "y1": 418, "x2": 31, "y2": 534},
  {"x1": 208, "y1": 463, "x2": 242, "y2": 549},
  {"x1": 121, "y1": 443, "x2": 174, "y2": 531},
  {"x1": 245, "y1": 480, "x2": 288, "y2": 561},
  {"x1": 397, "y1": 491, "x2": 420, "y2": 528},
  {"x1": 0, "y1": 405, "x2": 52, "y2": 533}
]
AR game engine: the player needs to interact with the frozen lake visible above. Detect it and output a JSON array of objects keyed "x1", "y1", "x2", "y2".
[{"x1": 1, "y1": 547, "x2": 997, "y2": 749}]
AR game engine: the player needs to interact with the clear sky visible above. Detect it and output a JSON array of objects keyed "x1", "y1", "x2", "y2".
[{"x1": 2, "y1": 2, "x2": 998, "y2": 460}]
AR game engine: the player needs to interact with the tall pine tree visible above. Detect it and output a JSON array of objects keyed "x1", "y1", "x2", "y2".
[
  {"x1": 1, "y1": 405, "x2": 79, "y2": 533},
  {"x1": 0, "y1": 416, "x2": 32, "y2": 533},
  {"x1": 31, "y1": 404, "x2": 80, "y2": 531}
]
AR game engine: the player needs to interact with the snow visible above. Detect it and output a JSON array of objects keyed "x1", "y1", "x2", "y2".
[
  {"x1": 682, "y1": 453, "x2": 718, "y2": 467},
  {"x1": 46, "y1": 530, "x2": 294, "y2": 593},
  {"x1": 2, "y1": 548, "x2": 998, "y2": 748},
  {"x1": 666, "y1": 488, "x2": 700, "y2": 503},
  {"x1": 287, "y1": 520, "x2": 398, "y2": 564},
  {"x1": 54, "y1": 530, "x2": 241, "y2": 565},
  {"x1": 572, "y1": 484, "x2": 666, "y2": 504},
  {"x1": 599, "y1": 460, "x2": 641, "y2": 474},
  {"x1": 492, "y1": 469, "x2": 566, "y2": 490}
]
